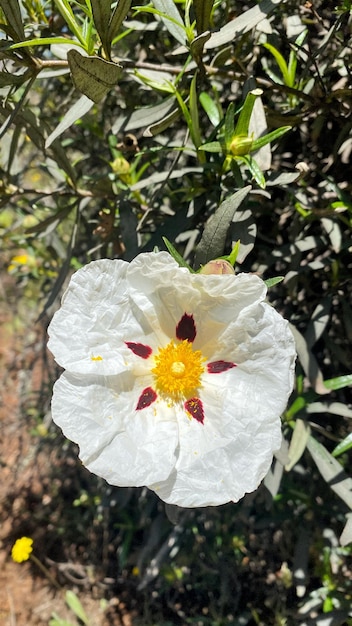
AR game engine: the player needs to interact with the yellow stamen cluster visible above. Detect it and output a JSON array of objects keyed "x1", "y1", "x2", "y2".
[{"x1": 152, "y1": 340, "x2": 205, "y2": 400}]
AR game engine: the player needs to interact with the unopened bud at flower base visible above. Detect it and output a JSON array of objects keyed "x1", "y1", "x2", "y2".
[
  {"x1": 229, "y1": 134, "x2": 253, "y2": 156},
  {"x1": 199, "y1": 259, "x2": 235, "y2": 275}
]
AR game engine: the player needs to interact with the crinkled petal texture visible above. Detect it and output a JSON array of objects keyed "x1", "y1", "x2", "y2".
[{"x1": 48, "y1": 251, "x2": 296, "y2": 507}]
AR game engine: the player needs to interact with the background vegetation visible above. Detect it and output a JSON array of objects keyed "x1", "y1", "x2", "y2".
[{"x1": 0, "y1": 0, "x2": 351, "y2": 624}]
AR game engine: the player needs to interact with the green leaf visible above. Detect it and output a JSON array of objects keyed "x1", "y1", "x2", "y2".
[
  {"x1": 162, "y1": 238, "x2": 195, "y2": 272},
  {"x1": 193, "y1": 0, "x2": 214, "y2": 34},
  {"x1": 224, "y1": 102, "x2": 235, "y2": 146},
  {"x1": 237, "y1": 155, "x2": 266, "y2": 188},
  {"x1": 263, "y1": 42, "x2": 290, "y2": 85},
  {"x1": 108, "y1": 0, "x2": 132, "y2": 44},
  {"x1": 199, "y1": 92, "x2": 221, "y2": 126},
  {"x1": 49, "y1": 614, "x2": 74, "y2": 626},
  {"x1": 264, "y1": 276, "x2": 284, "y2": 288},
  {"x1": 143, "y1": 1, "x2": 187, "y2": 45},
  {"x1": 307, "y1": 436, "x2": 352, "y2": 509},
  {"x1": 91, "y1": 0, "x2": 131, "y2": 58},
  {"x1": 332, "y1": 433, "x2": 352, "y2": 458},
  {"x1": 205, "y1": 0, "x2": 282, "y2": 49},
  {"x1": 323, "y1": 374, "x2": 352, "y2": 391},
  {"x1": 65, "y1": 591, "x2": 90, "y2": 626},
  {"x1": 189, "y1": 73, "x2": 202, "y2": 148},
  {"x1": 91, "y1": 0, "x2": 112, "y2": 56},
  {"x1": 194, "y1": 186, "x2": 251, "y2": 267},
  {"x1": 67, "y1": 50, "x2": 122, "y2": 103},
  {"x1": 198, "y1": 141, "x2": 223, "y2": 153},
  {"x1": 234, "y1": 89, "x2": 263, "y2": 138},
  {"x1": 285, "y1": 419, "x2": 311, "y2": 471},
  {"x1": 45, "y1": 95, "x2": 94, "y2": 148},
  {"x1": 0, "y1": 0, "x2": 25, "y2": 41},
  {"x1": 9, "y1": 37, "x2": 85, "y2": 50},
  {"x1": 251, "y1": 126, "x2": 291, "y2": 152}
]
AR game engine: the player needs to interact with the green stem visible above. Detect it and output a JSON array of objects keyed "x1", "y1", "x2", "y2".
[{"x1": 30, "y1": 554, "x2": 62, "y2": 591}]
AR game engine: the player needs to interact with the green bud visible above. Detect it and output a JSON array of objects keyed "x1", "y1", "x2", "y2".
[{"x1": 229, "y1": 134, "x2": 253, "y2": 156}]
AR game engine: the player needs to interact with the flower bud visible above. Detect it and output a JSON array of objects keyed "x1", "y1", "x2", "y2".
[
  {"x1": 200, "y1": 259, "x2": 235, "y2": 275},
  {"x1": 229, "y1": 134, "x2": 253, "y2": 156}
]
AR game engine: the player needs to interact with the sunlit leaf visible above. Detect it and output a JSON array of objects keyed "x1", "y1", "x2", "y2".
[
  {"x1": 323, "y1": 374, "x2": 352, "y2": 391},
  {"x1": 340, "y1": 513, "x2": 352, "y2": 547},
  {"x1": 199, "y1": 92, "x2": 221, "y2": 126},
  {"x1": 332, "y1": 433, "x2": 352, "y2": 458},
  {"x1": 265, "y1": 276, "x2": 284, "y2": 288},
  {"x1": 45, "y1": 95, "x2": 94, "y2": 148},
  {"x1": 205, "y1": 0, "x2": 282, "y2": 49},
  {"x1": 307, "y1": 436, "x2": 352, "y2": 509},
  {"x1": 285, "y1": 418, "x2": 311, "y2": 471},
  {"x1": 162, "y1": 237, "x2": 195, "y2": 272},
  {"x1": 147, "y1": 0, "x2": 186, "y2": 45}
]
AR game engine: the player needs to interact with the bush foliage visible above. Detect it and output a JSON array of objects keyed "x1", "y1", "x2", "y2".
[{"x1": 1, "y1": 0, "x2": 351, "y2": 624}]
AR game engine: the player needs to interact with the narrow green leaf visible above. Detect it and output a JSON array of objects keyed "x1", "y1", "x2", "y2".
[
  {"x1": 162, "y1": 238, "x2": 195, "y2": 272},
  {"x1": 224, "y1": 102, "x2": 235, "y2": 146},
  {"x1": 45, "y1": 95, "x2": 94, "y2": 148},
  {"x1": 205, "y1": 0, "x2": 282, "y2": 49},
  {"x1": 238, "y1": 155, "x2": 266, "y2": 188},
  {"x1": 285, "y1": 419, "x2": 311, "y2": 471},
  {"x1": 0, "y1": 0, "x2": 25, "y2": 41},
  {"x1": 199, "y1": 92, "x2": 221, "y2": 126},
  {"x1": 332, "y1": 433, "x2": 352, "y2": 458},
  {"x1": 91, "y1": 0, "x2": 112, "y2": 56},
  {"x1": 263, "y1": 42, "x2": 290, "y2": 85},
  {"x1": 307, "y1": 436, "x2": 352, "y2": 509},
  {"x1": 65, "y1": 591, "x2": 90, "y2": 626},
  {"x1": 265, "y1": 276, "x2": 284, "y2": 288},
  {"x1": 147, "y1": 0, "x2": 187, "y2": 45},
  {"x1": 251, "y1": 126, "x2": 291, "y2": 152},
  {"x1": 108, "y1": 0, "x2": 132, "y2": 43},
  {"x1": 68, "y1": 50, "x2": 122, "y2": 103},
  {"x1": 193, "y1": 0, "x2": 214, "y2": 34},
  {"x1": 10, "y1": 37, "x2": 85, "y2": 50},
  {"x1": 189, "y1": 73, "x2": 202, "y2": 148},
  {"x1": 198, "y1": 141, "x2": 223, "y2": 153},
  {"x1": 287, "y1": 29, "x2": 307, "y2": 86},
  {"x1": 323, "y1": 374, "x2": 352, "y2": 390},
  {"x1": 194, "y1": 186, "x2": 251, "y2": 267},
  {"x1": 234, "y1": 89, "x2": 263, "y2": 138}
]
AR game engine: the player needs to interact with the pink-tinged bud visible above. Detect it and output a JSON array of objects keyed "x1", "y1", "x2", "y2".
[{"x1": 199, "y1": 260, "x2": 235, "y2": 275}]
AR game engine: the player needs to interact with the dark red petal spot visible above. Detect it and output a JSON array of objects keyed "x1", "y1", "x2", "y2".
[
  {"x1": 207, "y1": 360, "x2": 236, "y2": 374},
  {"x1": 125, "y1": 342, "x2": 152, "y2": 359},
  {"x1": 176, "y1": 313, "x2": 196, "y2": 343},
  {"x1": 184, "y1": 397, "x2": 204, "y2": 424},
  {"x1": 136, "y1": 387, "x2": 157, "y2": 410}
]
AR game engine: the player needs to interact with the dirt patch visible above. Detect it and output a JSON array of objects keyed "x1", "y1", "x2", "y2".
[{"x1": 0, "y1": 274, "x2": 135, "y2": 626}]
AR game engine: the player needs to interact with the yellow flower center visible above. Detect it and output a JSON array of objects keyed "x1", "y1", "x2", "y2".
[{"x1": 152, "y1": 340, "x2": 205, "y2": 400}]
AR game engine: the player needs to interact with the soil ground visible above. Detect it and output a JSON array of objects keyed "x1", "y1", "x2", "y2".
[{"x1": 0, "y1": 273, "x2": 134, "y2": 626}]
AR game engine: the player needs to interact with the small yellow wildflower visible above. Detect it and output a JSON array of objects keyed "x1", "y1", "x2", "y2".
[{"x1": 11, "y1": 536, "x2": 33, "y2": 563}]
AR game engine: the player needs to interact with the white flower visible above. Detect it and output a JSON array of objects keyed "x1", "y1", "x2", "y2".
[{"x1": 48, "y1": 251, "x2": 296, "y2": 507}]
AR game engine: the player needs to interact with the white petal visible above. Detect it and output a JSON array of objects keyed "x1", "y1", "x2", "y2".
[
  {"x1": 48, "y1": 259, "x2": 158, "y2": 375},
  {"x1": 51, "y1": 372, "x2": 178, "y2": 486},
  {"x1": 149, "y1": 372, "x2": 283, "y2": 507}
]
